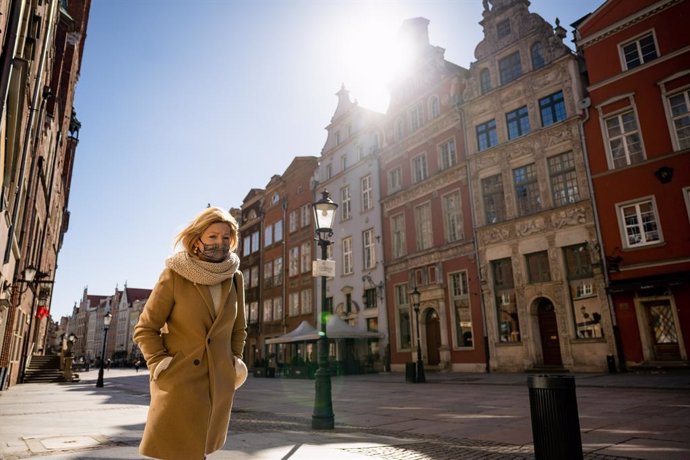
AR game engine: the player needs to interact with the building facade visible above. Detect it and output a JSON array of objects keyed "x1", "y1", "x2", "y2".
[{"x1": 575, "y1": 0, "x2": 690, "y2": 368}]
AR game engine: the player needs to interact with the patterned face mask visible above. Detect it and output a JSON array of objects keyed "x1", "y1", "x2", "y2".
[{"x1": 198, "y1": 242, "x2": 230, "y2": 262}]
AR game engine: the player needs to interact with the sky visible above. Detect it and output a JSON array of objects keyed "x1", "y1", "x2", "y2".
[{"x1": 50, "y1": 0, "x2": 603, "y2": 320}]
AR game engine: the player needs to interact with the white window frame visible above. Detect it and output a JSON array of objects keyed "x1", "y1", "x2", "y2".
[
  {"x1": 263, "y1": 298, "x2": 272, "y2": 322},
  {"x1": 289, "y1": 292, "x2": 299, "y2": 316},
  {"x1": 264, "y1": 223, "x2": 273, "y2": 247},
  {"x1": 301, "y1": 289, "x2": 313, "y2": 314},
  {"x1": 619, "y1": 30, "x2": 658, "y2": 71},
  {"x1": 410, "y1": 104, "x2": 423, "y2": 131},
  {"x1": 439, "y1": 138, "x2": 457, "y2": 170},
  {"x1": 273, "y1": 297, "x2": 283, "y2": 321},
  {"x1": 289, "y1": 210, "x2": 298, "y2": 233},
  {"x1": 603, "y1": 108, "x2": 645, "y2": 169},
  {"x1": 449, "y1": 270, "x2": 472, "y2": 349},
  {"x1": 442, "y1": 190, "x2": 462, "y2": 243},
  {"x1": 342, "y1": 236, "x2": 353, "y2": 275},
  {"x1": 664, "y1": 86, "x2": 690, "y2": 151},
  {"x1": 274, "y1": 219, "x2": 283, "y2": 242},
  {"x1": 391, "y1": 213, "x2": 406, "y2": 259},
  {"x1": 412, "y1": 153, "x2": 428, "y2": 184},
  {"x1": 289, "y1": 246, "x2": 299, "y2": 277},
  {"x1": 363, "y1": 228, "x2": 376, "y2": 269},
  {"x1": 388, "y1": 167, "x2": 402, "y2": 194},
  {"x1": 429, "y1": 95, "x2": 440, "y2": 119},
  {"x1": 300, "y1": 241, "x2": 311, "y2": 273},
  {"x1": 300, "y1": 204, "x2": 310, "y2": 228},
  {"x1": 341, "y1": 185, "x2": 351, "y2": 220},
  {"x1": 361, "y1": 175, "x2": 372, "y2": 211},
  {"x1": 274, "y1": 256, "x2": 283, "y2": 285},
  {"x1": 414, "y1": 202, "x2": 433, "y2": 251},
  {"x1": 616, "y1": 196, "x2": 663, "y2": 248}
]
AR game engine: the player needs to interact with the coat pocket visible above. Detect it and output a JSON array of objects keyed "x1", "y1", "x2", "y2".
[{"x1": 152, "y1": 351, "x2": 185, "y2": 384}]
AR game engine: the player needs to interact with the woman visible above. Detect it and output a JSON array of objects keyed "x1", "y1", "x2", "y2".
[{"x1": 133, "y1": 206, "x2": 247, "y2": 459}]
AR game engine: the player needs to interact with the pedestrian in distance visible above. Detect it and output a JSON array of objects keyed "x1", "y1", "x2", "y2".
[
  {"x1": 133, "y1": 206, "x2": 248, "y2": 460},
  {"x1": 134, "y1": 359, "x2": 140, "y2": 372}
]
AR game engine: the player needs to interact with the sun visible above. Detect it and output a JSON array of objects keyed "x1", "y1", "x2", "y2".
[{"x1": 335, "y1": 6, "x2": 407, "y2": 113}]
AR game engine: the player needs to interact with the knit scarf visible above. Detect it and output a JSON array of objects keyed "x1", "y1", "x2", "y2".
[{"x1": 165, "y1": 251, "x2": 240, "y2": 285}]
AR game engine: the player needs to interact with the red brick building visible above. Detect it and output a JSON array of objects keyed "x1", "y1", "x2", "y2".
[{"x1": 575, "y1": 0, "x2": 690, "y2": 367}]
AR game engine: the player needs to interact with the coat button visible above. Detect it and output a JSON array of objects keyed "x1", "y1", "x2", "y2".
[
  {"x1": 207, "y1": 338, "x2": 211, "y2": 344},
  {"x1": 193, "y1": 359, "x2": 200, "y2": 366}
]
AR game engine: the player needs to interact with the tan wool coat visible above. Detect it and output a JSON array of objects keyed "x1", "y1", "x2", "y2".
[{"x1": 133, "y1": 267, "x2": 246, "y2": 460}]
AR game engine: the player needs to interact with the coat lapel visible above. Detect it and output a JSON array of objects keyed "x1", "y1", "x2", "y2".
[
  {"x1": 214, "y1": 276, "x2": 234, "y2": 324},
  {"x1": 194, "y1": 284, "x2": 216, "y2": 321}
]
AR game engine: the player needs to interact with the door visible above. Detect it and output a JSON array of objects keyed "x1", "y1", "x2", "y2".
[
  {"x1": 425, "y1": 309, "x2": 441, "y2": 365},
  {"x1": 537, "y1": 299, "x2": 562, "y2": 366},
  {"x1": 643, "y1": 300, "x2": 681, "y2": 361}
]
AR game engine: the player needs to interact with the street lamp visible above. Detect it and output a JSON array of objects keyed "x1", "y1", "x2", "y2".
[
  {"x1": 312, "y1": 190, "x2": 337, "y2": 430},
  {"x1": 96, "y1": 312, "x2": 112, "y2": 388},
  {"x1": 410, "y1": 287, "x2": 426, "y2": 383}
]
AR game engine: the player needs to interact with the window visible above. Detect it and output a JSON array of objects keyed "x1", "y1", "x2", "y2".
[
  {"x1": 388, "y1": 167, "x2": 402, "y2": 194},
  {"x1": 335, "y1": 131, "x2": 341, "y2": 145},
  {"x1": 289, "y1": 210, "x2": 298, "y2": 233},
  {"x1": 250, "y1": 266, "x2": 259, "y2": 287},
  {"x1": 480, "y1": 68, "x2": 491, "y2": 94},
  {"x1": 618, "y1": 198, "x2": 662, "y2": 247},
  {"x1": 298, "y1": 204, "x2": 309, "y2": 228},
  {"x1": 563, "y1": 244, "x2": 593, "y2": 280},
  {"x1": 242, "y1": 235, "x2": 251, "y2": 256},
  {"x1": 605, "y1": 110, "x2": 644, "y2": 168},
  {"x1": 548, "y1": 151, "x2": 579, "y2": 206},
  {"x1": 621, "y1": 32, "x2": 657, "y2": 70},
  {"x1": 526, "y1": 251, "x2": 551, "y2": 283},
  {"x1": 289, "y1": 246, "x2": 299, "y2": 276},
  {"x1": 439, "y1": 138, "x2": 457, "y2": 170},
  {"x1": 442, "y1": 191, "x2": 462, "y2": 243},
  {"x1": 301, "y1": 289, "x2": 312, "y2": 314},
  {"x1": 289, "y1": 292, "x2": 299, "y2": 316},
  {"x1": 476, "y1": 119, "x2": 498, "y2": 151},
  {"x1": 669, "y1": 90, "x2": 690, "y2": 150},
  {"x1": 242, "y1": 269, "x2": 250, "y2": 287},
  {"x1": 264, "y1": 223, "x2": 273, "y2": 247},
  {"x1": 410, "y1": 104, "x2": 423, "y2": 131},
  {"x1": 341, "y1": 154, "x2": 348, "y2": 171},
  {"x1": 251, "y1": 231, "x2": 260, "y2": 253},
  {"x1": 506, "y1": 106, "x2": 530, "y2": 139},
  {"x1": 273, "y1": 297, "x2": 283, "y2": 321},
  {"x1": 391, "y1": 213, "x2": 406, "y2": 259},
  {"x1": 263, "y1": 299, "x2": 273, "y2": 322},
  {"x1": 497, "y1": 19, "x2": 511, "y2": 38},
  {"x1": 372, "y1": 132, "x2": 381, "y2": 152},
  {"x1": 395, "y1": 284, "x2": 411, "y2": 350},
  {"x1": 361, "y1": 175, "x2": 372, "y2": 211},
  {"x1": 274, "y1": 256, "x2": 283, "y2": 285},
  {"x1": 412, "y1": 154, "x2": 428, "y2": 183},
  {"x1": 342, "y1": 236, "x2": 353, "y2": 275},
  {"x1": 540, "y1": 91, "x2": 566, "y2": 126},
  {"x1": 341, "y1": 185, "x2": 351, "y2": 220},
  {"x1": 264, "y1": 261, "x2": 273, "y2": 286},
  {"x1": 249, "y1": 301, "x2": 258, "y2": 323},
  {"x1": 531, "y1": 42, "x2": 545, "y2": 69},
  {"x1": 300, "y1": 242, "x2": 311, "y2": 274},
  {"x1": 363, "y1": 228, "x2": 376, "y2": 269},
  {"x1": 499, "y1": 52, "x2": 522, "y2": 85},
  {"x1": 395, "y1": 118, "x2": 405, "y2": 141},
  {"x1": 274, "y1": 219, "x2": 283, "y2": 242},
  {"x1": 482, "y1": 174, "x2": 506, "y2": 224},
  {"x1": 450, "y1": 271, "x2": 472, "y2": 347},
  {"x1": 414, "y1": 202, "x2": 433, "y2": 250},
  {"x1": 492, "y1": 258, "x2": 519, "y2": 343},
  {"x1": 363, "y1": 288, "x2": 377, "y2": 309},
  {"x1": 430, "y1": 96, "x2": 440, "y2": 119},
  {"x1": 513, "y1": 164, "x2": 541, "y2": 216},
  {"x1": 326, "y1": 163, "x2": 332, "y2": 179}
]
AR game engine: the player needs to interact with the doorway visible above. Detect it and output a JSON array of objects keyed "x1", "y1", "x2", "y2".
[
  {"x1": 425, "y1": 309, "x2": 441, "y2": 365},
  {"x1": 537, "y1": 298, "x2": 562, "y2": 366},
  {"x1": 643, "y1": 299, "x2": 681, "y2": 361}
]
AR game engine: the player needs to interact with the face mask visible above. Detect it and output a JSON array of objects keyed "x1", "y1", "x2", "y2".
[{"x1": 197, "y1": 242, "x2": 230, "y2": 262}]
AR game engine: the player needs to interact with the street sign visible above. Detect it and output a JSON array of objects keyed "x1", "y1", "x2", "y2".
[{"x1": 313, "y1": 259, "x2": 336, "y2": 277}]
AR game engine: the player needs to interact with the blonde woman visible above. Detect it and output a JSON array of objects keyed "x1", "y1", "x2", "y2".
[{"x1": 134, "y1": 206, "x2": 247, "y2": 460}]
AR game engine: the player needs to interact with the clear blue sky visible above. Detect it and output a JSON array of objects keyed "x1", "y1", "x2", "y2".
[{"x1": 51, "y1": 0, "x2": 602, "y2": 319}]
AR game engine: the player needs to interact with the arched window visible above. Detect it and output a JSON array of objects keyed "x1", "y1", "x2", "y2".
[
  {"x1": 531, "y1": 42, "x2": 545, "y2": 70},
  {"x1": 429, "y1": 95, "x2": 440, "y2": 119},
  {"x1": 480, "y1": 68, "x2": 491, "y2": 94}
]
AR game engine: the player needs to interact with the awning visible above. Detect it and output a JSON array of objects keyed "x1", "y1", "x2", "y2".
[{"x1": 265, "y1": 315, "x2": 383, "y2": 344}]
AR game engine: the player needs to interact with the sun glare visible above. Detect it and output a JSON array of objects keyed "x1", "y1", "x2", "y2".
[{"x1": 336, "y1": 7, "x2": 406, "y2": 113}]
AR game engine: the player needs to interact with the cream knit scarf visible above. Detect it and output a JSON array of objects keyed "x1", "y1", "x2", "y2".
[{"x1": 165, "y1": 251, "x2": 240, "y2": 285}]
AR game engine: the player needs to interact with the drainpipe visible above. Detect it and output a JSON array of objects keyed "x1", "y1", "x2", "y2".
[{"x1": 4, "y1": 0, "x2": 59, "y2": 264}]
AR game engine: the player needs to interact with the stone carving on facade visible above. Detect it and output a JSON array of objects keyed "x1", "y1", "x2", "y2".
[
  {"x1": 550, "y1": 206, "x2": 587, "y2": 229},
  {"x1": 516, "y1": 217, "x2": 546, "y2": 237},
  {"x1": 382, "y1": 168, "x2": 465, "y2": 213},
  {"x1": 480, "y1": 226, "x2": 511, "y2": 245}
]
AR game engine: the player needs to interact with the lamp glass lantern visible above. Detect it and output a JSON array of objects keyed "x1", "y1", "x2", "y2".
[
  {"x1": 103, "y1": 312, "x2": 113, "y2": 328},
  {"x1": 313, "y1": 191, "x2": 337, "y2": 235}
]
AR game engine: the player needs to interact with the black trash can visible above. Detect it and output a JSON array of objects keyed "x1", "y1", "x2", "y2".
[
  {"x1": 405, "y1": 362, "x2": 417, "y2": 383},
  {"x1": 606, "y1": 354, "x2": 617, "y2": 373},
  {"x1": 527, "y1": 375, "x2": 583, "y2": 460}
]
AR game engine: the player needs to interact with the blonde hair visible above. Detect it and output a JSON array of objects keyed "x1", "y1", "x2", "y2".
[{"x1": 175, "y1": 207, "x2": 239, "y2": 254}]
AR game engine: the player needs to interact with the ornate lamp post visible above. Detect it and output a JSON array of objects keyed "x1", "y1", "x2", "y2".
[
  {"x1": 96, "y1": 312, "x2": 112, "y2": 388},
  {"x1": 410, "y1": 287, "x2": 426, "y2": 383},
  {"x1": 311, "y1": 190, "x2": 337, "y2": 430}
]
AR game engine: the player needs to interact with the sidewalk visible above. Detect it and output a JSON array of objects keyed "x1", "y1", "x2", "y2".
[{"x1": 0, "y1": 368, "x2": 688, "y2": 459}]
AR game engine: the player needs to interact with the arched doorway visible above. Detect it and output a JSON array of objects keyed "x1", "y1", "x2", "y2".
[
  {"x1": 425, "y1": 309, "x2": 441, "y2": 365},
  {"x1": 537, "y1": 298, "x2": 562, "y2": 366}
]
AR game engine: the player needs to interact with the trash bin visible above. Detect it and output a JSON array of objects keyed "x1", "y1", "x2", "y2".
[
  {"x1": 405, "y1": 362, "x2": 417, "y2": 383},
  {"x1": 606, "y1": 354, "x2": 617, "y2": 373},
  {"x1": 527, "y1": 375, "x2": 583, "y2": 460}
]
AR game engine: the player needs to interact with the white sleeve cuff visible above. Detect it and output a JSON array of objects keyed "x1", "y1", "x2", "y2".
[{"x1": 153, "y1": 356, "x2": 173, "y2": 380}]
